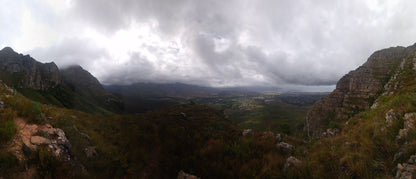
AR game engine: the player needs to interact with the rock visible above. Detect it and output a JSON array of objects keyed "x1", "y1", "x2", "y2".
[
  {"x1": 386, "y1": 109, "x2": 398, "y2": 127},
  {"x1": 397, "y1": 113, "x2": 416, "y2": 141},
  {"x1": 8, "y1": 118, "x2": 72, "y2": 162},
  {"x1": 283, "y1": 156, "x2": 302, "y2": 171},
  {"x1": 242, "y1": 129, "x2": 253, "y2": 136},
  {"x1": 404, "y1": 113, "x2": 415, "y2": 130},
  {"x1": 305, "y1": 45, "x2": 416, "y2": 138},
  {"x1": 0, "y1": 47, "x2": 63, "y2": 90},
  {"x1": 177, "y1": 170, "x2": 200, "y2": 179},
  {"x1": 276, "y1": 133, "x2": 282, "y2": 141},
  {"x1": 321, "y1": 128, "x2": 340, "y2": 138},
  {"x1": 397, "y1": 129, "x2": 408, "y2": 141},
  {"x1": 30, "y1": 136, "x2": 51, "y2": 145},
  {"x1": 396, "y1": 155, "x2": 416, "y2": 179},
  {"x1": 180, "y1": 112, "x2": 187, "y2": 118},
  {"x1": 84, "y1": 146, "x2": 98, "y2": 158},
  {"x1": 277, "y1": 142, "x2": 294, "y2": 154}
]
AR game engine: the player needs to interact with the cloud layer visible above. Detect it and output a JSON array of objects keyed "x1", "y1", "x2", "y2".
[{"x1": 2, "y1": 0, "x2": 416, "y2": 88}]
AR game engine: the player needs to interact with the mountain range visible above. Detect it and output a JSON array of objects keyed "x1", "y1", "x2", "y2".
[{"x1": 0, "y1": 47, "x2": 123, "y2": 115}]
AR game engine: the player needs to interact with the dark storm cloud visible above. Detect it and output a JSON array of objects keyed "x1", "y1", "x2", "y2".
[
  {"x1": 66, "y1": 0, "x2": 387, "y2": 86},
  {"x1": 4, "y1": 0, "x2": 416, "y2": 88}
]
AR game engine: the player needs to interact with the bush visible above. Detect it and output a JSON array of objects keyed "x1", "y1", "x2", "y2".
[
  {"x1": 280, "y1": 122, "x2": 292, "y2": 135},
  {"x1": 0, "y1": 120, "x2": 16, "y2": 143},
  {"x1": 0, "y1": 151, "x2": 18, "y2": 169}
]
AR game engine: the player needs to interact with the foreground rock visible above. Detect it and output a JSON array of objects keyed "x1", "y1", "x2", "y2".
[
  {"x1": 396, "y1": 155, "x2": 416, "y2": 179},
  {"x1": 8, "y1": 118, "x2": 71, "y2": 161},
  {"x1": 177, "y1": 170, "x2": 200, "y2": 179}
]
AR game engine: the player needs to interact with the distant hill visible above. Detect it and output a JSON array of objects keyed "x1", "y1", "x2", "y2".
[{"x1": 0, "y1": 47, "x2": 123, "y2": 114}]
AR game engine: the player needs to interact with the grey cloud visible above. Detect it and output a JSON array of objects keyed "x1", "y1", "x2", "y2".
[
  {"x1": 28, "y1": 38, "x2": 109, "y2": 69},
  {"x1": 10, "y1": 0, "x2": 416, "y2": 88}
]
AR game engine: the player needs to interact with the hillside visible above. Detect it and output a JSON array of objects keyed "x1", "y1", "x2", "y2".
[
  {"x1": 306, "y1": 44, "x2": 416, "y2": 137},
  {"x1": 305, "y1": 45, "x2": 416, "y2": 178},
  {"x1": 3, "y1": 43, "x2": 416, "y2": 178},
  {"x1": 0, "y1": 47, "x2": 122, "y2": 115}
]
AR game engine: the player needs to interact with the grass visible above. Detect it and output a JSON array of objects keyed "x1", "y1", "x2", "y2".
[{"x1": 229, "y1": 99, "x2": 311, "y2": 136}]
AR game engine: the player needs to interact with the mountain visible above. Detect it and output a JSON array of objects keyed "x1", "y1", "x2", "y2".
[
  {"x1": 0, "y1": 47, "x2": 62, "y2": 90},
  {"x1": 305, "y1": 43, "x2": 416, "y2": 178},
  {"x1": 61, "y1": 65, "x2": 123, "y2": 114},
  {"x1": 305, "y1": 44, "x2": 416, "y2": 137},
  {"x1": 0, "y1": 47, "x2": 122, "y2": 114}
]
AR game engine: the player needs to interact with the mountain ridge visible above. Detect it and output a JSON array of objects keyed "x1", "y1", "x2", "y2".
[
  {"x1": 306, "y1": 43, "x2": 416, "y2": 137},
  {"x1": 0, "y1": 47, "x2": 122, "y2": 114}
]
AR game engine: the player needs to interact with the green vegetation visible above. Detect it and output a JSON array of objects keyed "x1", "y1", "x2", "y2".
[
  {"x1": 0, "y1": 120, "x2": 16, "y2": 143},
  {"x1": 228, "y1": 99, "x2": 311, "y2": 136}
]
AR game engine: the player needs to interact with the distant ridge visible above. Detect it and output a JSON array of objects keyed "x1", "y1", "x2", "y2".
[{"x1": 0, "y1": 47, "x2": 123, "y2": 114}]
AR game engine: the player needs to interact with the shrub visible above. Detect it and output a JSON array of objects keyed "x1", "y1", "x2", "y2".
[
  {"x1": 279, "y1": 122, "x2": 292, "y2": 135},
  {"x1": 0, "y1": 151, "x2": 18, "y2": 169},
  {"x1": 0, "y1": 120, "x2": 16, "y2": 143}
]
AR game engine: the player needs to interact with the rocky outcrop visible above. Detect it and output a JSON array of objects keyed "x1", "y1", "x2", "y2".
[
  {"x1": 396, "y1": 155, "x2": 416, "y2": 179},
  {"x1": 386, "y1": 109, "x2": 398, "y2": 127},
  {"x1": 321, "y1": 128, "x2": 340, "y2": 138},
  {"x1": 0, "y1": 47, "x2": 123, "y2": 114},
  {"x1": 397, "y1": 113, "x2": 416, "y2": 141},
  {"x1": 8, "y1": 118, "x2": 71, "y2": 161},
  {"x1": 306, "y1": 44, "x2": 416, "y2": 138},
  {"x1": 0, "y1": 47, "x2": 62, "y2": 90}
]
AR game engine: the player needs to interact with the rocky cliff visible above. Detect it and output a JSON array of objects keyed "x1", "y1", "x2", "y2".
[
  {"x1": 0, "y1": 47, "x2": 62, "y2": 90},
  {"x1": 0, "y1": 47, "x2": 123, "y2": 114},
  {"x1": 306, "y1": 44, "x2": 416, "y2": 137}
]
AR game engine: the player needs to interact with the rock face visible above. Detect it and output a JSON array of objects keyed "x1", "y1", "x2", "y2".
[
  {"x1": 0, "y1": 47, "x2": 62, "y2": 90},
  {"x1": 397, "y1": 113, "x2": 416, "y2": 141},
  {"x1": 0, "y1": 47, "x2": 123, "y2": 114},
  {"x1": 306, "y1": 44, "x2": 416, "y2": 137}
]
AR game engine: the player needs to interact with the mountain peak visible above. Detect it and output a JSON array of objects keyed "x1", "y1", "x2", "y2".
[{"x1": 1, "y1": 47, "x2": 16, "y2": 54}]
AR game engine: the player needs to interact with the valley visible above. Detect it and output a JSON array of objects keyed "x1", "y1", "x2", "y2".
[{"x1": 2, "y1": 43, "x2": 416, "y2": 178}]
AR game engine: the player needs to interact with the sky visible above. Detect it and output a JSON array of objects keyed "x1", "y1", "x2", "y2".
[{"x1": 1, "y1": 0, "x2": 416, "y2": 90}]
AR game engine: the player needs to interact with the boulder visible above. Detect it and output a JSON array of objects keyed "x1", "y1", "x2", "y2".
[
  {"x1": 277, "y1": 142, "x2": 294, "y2": 154},
  {"x1": 396, "y1": 155, "x2": 416, "y2": 179},
  {"x1": 321, "y1": 128, "x2": 340, "y2": 138},
  {"x1": 177, "y1": 170, "x2": 200, "y2": 179},
  {"x1": 276, "y1": 133, "x2": 282, "y2": 141},
  {"x1": 385, "y1": 109, "x2": 397, "y2": 127},
  {"x1": 30, "y1": 136, "x2": 51, "y2": 145},
  {"x1": 404, "y1": 113, "x2": 415, "y2": 130},
  {"x1": 242, "y1": 129, "x2": 253, "y2": 136},
  {"x1": 283, "y1": 156, "x2": 302, "y2": 171}
]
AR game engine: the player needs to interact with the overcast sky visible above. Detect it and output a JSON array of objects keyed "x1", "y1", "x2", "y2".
[{"x1": 1, "y1": 0, "x2": 416, "y2": 89}]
